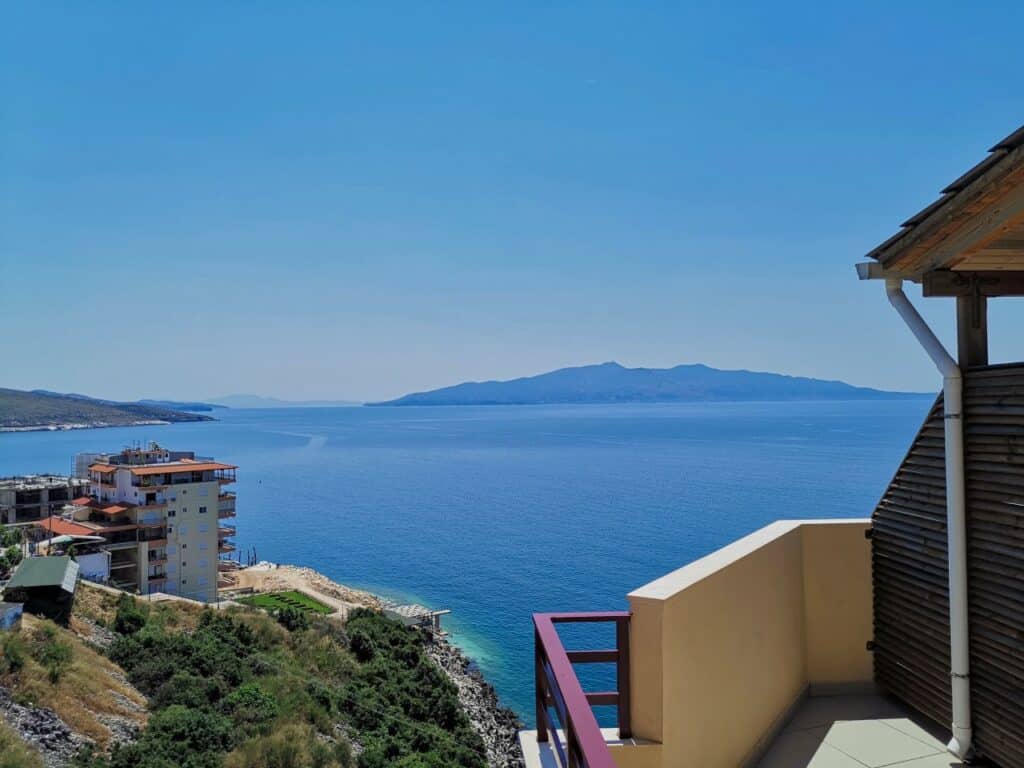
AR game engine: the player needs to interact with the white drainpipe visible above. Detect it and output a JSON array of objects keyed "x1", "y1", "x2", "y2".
[{"x1": 884, "y1": 278, "x2": 972, "y2": 759}]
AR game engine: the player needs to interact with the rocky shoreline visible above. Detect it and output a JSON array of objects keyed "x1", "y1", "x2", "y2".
[{"x1": 425, "y1": 635, "x2": 525, "y2": 768}]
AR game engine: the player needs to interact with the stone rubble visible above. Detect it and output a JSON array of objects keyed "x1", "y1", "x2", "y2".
[{"x1": 0, "y1": 685, "x2": 90, "y2": 768}]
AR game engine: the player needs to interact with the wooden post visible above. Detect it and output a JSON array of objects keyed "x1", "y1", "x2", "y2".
[{"x1": 956, "y1": 293, "x2": 988, "y2": 368}]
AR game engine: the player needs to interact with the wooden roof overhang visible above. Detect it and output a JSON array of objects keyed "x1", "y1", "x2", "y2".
[{"x1": 865, "y1": 125, "x2": 1024, "y2": 294}]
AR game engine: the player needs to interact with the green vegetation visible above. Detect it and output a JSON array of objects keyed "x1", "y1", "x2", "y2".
[
  {"x1": 0, "y1": 720, "x2": 43, "y2": 768},
  {"x1": 0, "y1": 387, "x2": 213, "y2": 429},
  {"x1": 237, "y1": 590, "x2": 333, "y2": 615},
  {"x1": 74, "y1": 595, "x2": 484, "y2": 768},
  {"x1": 0, "y1": 525, "x2": 23, "y2": 577}
]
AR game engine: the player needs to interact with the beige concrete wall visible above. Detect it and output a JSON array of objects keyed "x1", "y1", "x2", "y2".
[
  {"x1": 623, "y1": 519, "x2": 871, "y2": 768},
  {"x1": 801, "y1": 521, "x2": 873, "y2": 684}
]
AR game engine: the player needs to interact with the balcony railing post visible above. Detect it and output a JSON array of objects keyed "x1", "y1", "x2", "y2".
[
  {"x1": 616, "y1": 616, "x2": 631, "y2": 739},
  {"x1": 535, "y1": 627, "x2": 550, "y2": 743}
]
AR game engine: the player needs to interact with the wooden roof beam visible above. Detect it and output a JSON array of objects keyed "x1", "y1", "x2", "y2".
[{"x1": 923, "y1": 270, "x2": 1024, "y2": 297}]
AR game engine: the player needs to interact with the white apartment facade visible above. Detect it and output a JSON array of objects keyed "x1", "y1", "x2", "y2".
[{"x1": 73, "y1": 443, "x2": 237, "y2": 601}]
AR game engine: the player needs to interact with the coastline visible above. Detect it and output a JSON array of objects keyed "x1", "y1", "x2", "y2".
[
  {"x1": 0, "y1": 420, "x2": 175, "y2": 433},
  {"x1": 230, "y1": 562, "x2": 524, "y2": 767}
]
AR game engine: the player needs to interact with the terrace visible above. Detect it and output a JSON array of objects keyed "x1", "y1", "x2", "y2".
[{"x1": 520, "y1": 520, "x2": 882, "y2": 768}]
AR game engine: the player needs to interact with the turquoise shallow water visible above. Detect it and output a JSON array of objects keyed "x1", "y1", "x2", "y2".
[{"x1": 0, "y1": 400, "x2": 932, "y2": 723}]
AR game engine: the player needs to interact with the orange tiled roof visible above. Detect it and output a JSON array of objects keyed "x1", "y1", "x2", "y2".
[
  {"x1": 89, "y1": 464, "x2": 117, "y2": 474},
  {"x1": 96, "y1": 503, "x2": 134, "y2": 515},
  {"x1": 130, "y1": 461, "x2": 236, "y2": 476},
  {"x1": 35, "y1": 517, "x2": 95, "y2": 536},
  {"x1": 72, "y1": 496, "x2": 93, "y2": 506}
]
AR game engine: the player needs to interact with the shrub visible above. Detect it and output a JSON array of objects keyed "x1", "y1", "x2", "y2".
[
  {"x1": 153, "y1": 672, "x2": 226, "y2": 710},
  {"x1": 348, "y1": 629, "x2": 375, "y2": 663},
  {"x1": 276, "y1": 606, "x2": 308, "y2": 632},
  {"x1": 221, "y1": 682, "x2": 278, "y2": 730},
  {"x1": 26, "y1": 624, "x2": 73, "y2": 684},
  {"x1": 0, "y1": 632, "x2": 26, "y2": 675},
  {"x1": 113, "y1": 595, "x2": 146, "y2": 636}
]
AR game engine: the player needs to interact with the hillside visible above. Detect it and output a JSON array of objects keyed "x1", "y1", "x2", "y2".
[
  {"x1": 370, "y1": 362, "x2": 929, "y2": 406},
  {"x1": 0, "y1": 389, "x2": 214, "y2": 430},
  {"x1": 0, "y1": 582, "x2": 499, "y2": 768}
]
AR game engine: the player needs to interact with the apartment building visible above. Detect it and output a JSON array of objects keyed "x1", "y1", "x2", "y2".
[
  {"x1": 35, "y1": 443, "x2": 237, "y2": 602},
  {"x1": 0, "y1": 475, "x2": 90, "y2": 525}
]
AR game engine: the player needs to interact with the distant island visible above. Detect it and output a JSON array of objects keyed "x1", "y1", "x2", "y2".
[
  {"x1": 0, "y1": 388, "x2": 216, "y2": 431},
  {"x1": 369, "y1": 362, "x2": 932, "y2": 406},
  {"x1": 209, "y1": 394, "x2": 362, "y2": 409}
]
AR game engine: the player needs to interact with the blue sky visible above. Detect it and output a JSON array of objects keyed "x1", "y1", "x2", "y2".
[{"x1": 3, "y1": 2, "x2": 1022, "y2": 402}]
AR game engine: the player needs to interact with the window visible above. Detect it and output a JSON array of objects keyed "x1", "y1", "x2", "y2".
[
  {"x1": 198, "y1": 576, "x2": 208, "y2": 587},
  {"x1": 168, "y1": 510, "x2": 176, "y2": 517},
  {"x1": 179, "y1": 525, "x2": 187, "y2": 535},
  {"x1": 168, "y1": 525, "x2": 174, "y2": 533},
  {"x1": 199, "y1": 506, "x2": 207, "y2": 514},
  {"x1": 199, "y1": 523, "x2": 209, "y2": 533},
  {"x1": 200, "y1": 487, "x2": 208, "y2": 497},
  {"x1": 199, "y1": 541, "x2": 209, "y2": 551},
  {"x1": 199, "y1": 559, "x2": 208, "y2": 568}
]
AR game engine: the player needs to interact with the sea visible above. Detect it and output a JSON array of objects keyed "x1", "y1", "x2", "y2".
[{"x1": 0, "y1": 399, "x2": 933, "y2": 724}]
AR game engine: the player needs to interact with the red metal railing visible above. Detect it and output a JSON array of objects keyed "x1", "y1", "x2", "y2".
[{"x1": 533, "y1": 611, "x2": 631, "y2": 768}]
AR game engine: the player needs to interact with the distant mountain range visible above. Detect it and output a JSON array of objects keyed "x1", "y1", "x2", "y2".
[
  {"x1": 369, "y1": 362, "x2": 931, "y2": 406},
  {"x1": 208, "y1": 394, "x2": 361, "y2": 409},
  {"x1": 0, "y1": 389, "x2": 215, "y2": 431}
]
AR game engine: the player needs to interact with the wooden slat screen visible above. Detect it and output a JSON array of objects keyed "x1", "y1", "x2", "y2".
[
  {"x1": 872, "y1": 395, "x2": 952, "y2": 729},
  {"x1": 963, "y1": 364, "x2": 1024, "y2": 766},
  {"x1": 873, "y1": 363, "x2": 1024, "y2": 768}
]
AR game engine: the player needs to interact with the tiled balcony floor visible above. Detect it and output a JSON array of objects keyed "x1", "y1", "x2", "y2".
[{"x1": 755, "y1": 693, "x2": 966, "y2": 768}]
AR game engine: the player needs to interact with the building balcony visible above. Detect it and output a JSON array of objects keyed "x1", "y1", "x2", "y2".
[
  {"x1": 141, "y1": 537, "x2": 168, "y2": 548},
  {"x1": 218, "y1": 541, "x2": 236, "y2": 553},
  {"x1": 517, "y1": 519, "x2": 939, "y2": 768},
  {"x1": 218, "y1": 561, "x2": 240, "y2": 573},
  {"x1": 217, "y1": 526, "x2": 236, "y2": 538},
  {"x1": 218, "y1": 493, "x2": 236, "y2": 517}
]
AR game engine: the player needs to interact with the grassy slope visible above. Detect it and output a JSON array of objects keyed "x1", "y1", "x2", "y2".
[
  {"x1": 0, "y1": 388, "x2": 212, "y2": 428},
  {"x1": 0, "y1": 614, "x2": 148, "y2": 749},
  {"x1": 0, "y1": 720, "x2": 43, "y2": 768}
]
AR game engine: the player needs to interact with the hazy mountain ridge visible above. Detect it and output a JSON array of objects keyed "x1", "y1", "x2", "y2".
[
  {"x1": 0, "y1": 388, "x2": 215, "y2": 429},
  {"x1": 369, "y1": 362, "x2": 930, "y2": 406},
  {"x1": 209, "y1": 394, "x2": 361, "y2": 409}
]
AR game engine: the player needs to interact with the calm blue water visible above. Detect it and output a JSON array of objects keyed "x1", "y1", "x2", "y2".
[{"x1": 0, "y1": 400, "x2": 931, "y2": 722}]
